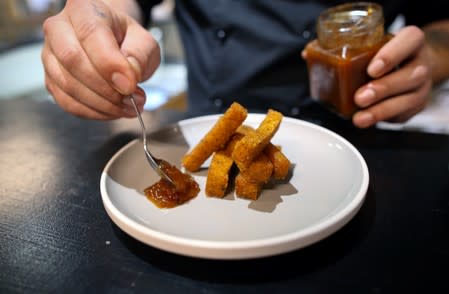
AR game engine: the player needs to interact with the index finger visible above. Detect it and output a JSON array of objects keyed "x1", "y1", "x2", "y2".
[
  {"x1": 368, "y1": 26, "x2": 425, "y2": 78},
  {"x1": 67, "y1": 0, "x2": 137, "y2": 95}
]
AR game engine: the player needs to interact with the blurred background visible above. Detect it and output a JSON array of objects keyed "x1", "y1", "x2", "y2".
[
  {"x1": 0, "y1": 0, "x2": 187, "y2": 111},
  {"x1": 0, "y1": 0, "x2": 61, "y2": 49}
]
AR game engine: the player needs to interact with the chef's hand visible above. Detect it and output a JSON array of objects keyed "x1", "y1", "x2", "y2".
[
  {"x1": 41, "y1": 0, "x2": 160, "y2": 120},
  {"x1": 352, "y1": 26, "x2": 432, "y2": 128}
]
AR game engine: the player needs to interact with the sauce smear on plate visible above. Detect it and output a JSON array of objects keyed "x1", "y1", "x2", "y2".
[{"x1": 144, "y1": 159, "x2": 200, "y2": 208}]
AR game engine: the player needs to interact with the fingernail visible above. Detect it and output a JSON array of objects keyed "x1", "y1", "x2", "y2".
[
  {"x1": 122, "y1": 93, "x2": 145, "y2": 107},
  {"x1": 354, "y1": 112, "x2": 375, "y2": 128},
  {"x1": 112, "y1": 72, "x2": 132, "y2": 94},
  {"x1": 368, "y1": 59, "x2": 385, "y2": 77},
  {"x1": 122, "y1": 106, "x2": 136, "y2": 116},
  {"x1": 356, "y1": 88, "x2": 376, "y2": 107},
  {"x1": 301, "y1": 50, "x2": 307, "y2": 59},
  {"x1": 123, "y1": 105, "x2": 143, "y2": 116},
  {"x1": 122, "y1": 97, "x2": 133, "y2": 107},
  {"x1": 411, "y1": 65, "x2": 427, "y2": 80},
  {"x1": 127, "y1": 56, "x2": 141, "y2": 80}
]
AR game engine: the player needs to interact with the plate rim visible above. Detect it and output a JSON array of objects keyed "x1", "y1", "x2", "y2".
[{"x1": 100, "y1": 114, "x2": 369, "y2": 259}]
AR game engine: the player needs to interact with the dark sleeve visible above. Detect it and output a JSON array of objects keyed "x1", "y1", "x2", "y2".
[
  {"x1": 401, "y1": 0, "x2": 449, "y2": 27},
  {"x1": 373, "y1": 0, "x2": 448, "y2": 29},
  {"x1": 134, "y1": 0, "x2": 163, "y2": 26}
]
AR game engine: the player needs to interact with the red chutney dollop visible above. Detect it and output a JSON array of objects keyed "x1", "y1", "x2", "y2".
[{"x1": 144, "y1": 159, "x2": 200, "y2": 208}]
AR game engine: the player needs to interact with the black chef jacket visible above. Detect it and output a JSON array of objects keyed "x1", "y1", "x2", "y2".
[{"x1": 137, "y1": 0, "x2": 449, "y2": 116}]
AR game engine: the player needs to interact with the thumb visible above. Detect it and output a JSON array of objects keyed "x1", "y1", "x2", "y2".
[
  {"x1": 66, "y1": 0, "x2": 138, "y2": 95},
  {"x1": 120, "y1": 17, "x2": 161, "y2": 82},
  {"x1": 126, "y1": 56, "x2": 142, "y2": 82}
]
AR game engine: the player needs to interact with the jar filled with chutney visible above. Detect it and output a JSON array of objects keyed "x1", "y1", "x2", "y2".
[{"x1": 304, "y1": 2, "x2": 392, "y2": 118}]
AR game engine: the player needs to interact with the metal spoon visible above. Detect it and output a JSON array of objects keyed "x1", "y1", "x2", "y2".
[{"x1": 129, "y1": 96, "x2": 175, "y2": 186}]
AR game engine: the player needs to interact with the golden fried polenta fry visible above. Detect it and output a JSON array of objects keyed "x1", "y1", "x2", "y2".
[
  {"x1": 205, "y1": 150, "x2": 234, "y2": 197},
  {"x1": 182, "y1": 102, "x2": 247, "y2": 172},
  {"x1": 235, "y1": 172, "x2": 262, "y2": 200},
  {"x1": 240, "y1": 152, "x2": 273, "y2": 184},
  {"x1": 237, "y1": 124, "x2": 290, "y2": 180},
  {"x1": 235, "y1": 124, "x2": 255, "y2": 136},
  {"x1": 205, "y1": 133, "x2": 244, "y2": 197},
  {"x1": 235, "y1": 173, "x2": 263, "y2": 200},
  {"x1": 263, "y1": 144, "x2": 290, "y2": 180},
  {"x1": 232, "y1": 109, "x2": 283, "y2": 171},
  {"x1": 224, "y1": 132, "x2": 245, "y2": 153}
]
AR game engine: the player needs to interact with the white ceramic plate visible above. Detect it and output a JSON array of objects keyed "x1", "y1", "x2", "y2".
[{"x1": 100, "y1": 114, "x2": 369, "y2": 259}]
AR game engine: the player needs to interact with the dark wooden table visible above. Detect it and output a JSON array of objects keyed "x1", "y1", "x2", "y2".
[{"x1": 1, "y1": 93, "x2": 448, "y2": 293}]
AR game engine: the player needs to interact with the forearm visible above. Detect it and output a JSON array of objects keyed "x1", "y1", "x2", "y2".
[
  {"x1": 423, "y1": 20, "x2": 449, "y2": 84},
  {"x1": 101, "y1": 0, "x2": 144, "y2": 23}
]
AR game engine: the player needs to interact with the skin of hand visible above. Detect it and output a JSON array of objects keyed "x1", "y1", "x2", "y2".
[
  {"x1": 302, "y1": 24, "x2": 449, "y2": 128},
  {"x1": 352, "y1": 25, "x2": 433, "y2": 128},
  {"x1": 41, "y1": 0, "x2": 160, "y2": 120}
]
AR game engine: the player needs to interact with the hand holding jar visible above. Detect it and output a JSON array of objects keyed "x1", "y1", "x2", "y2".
[{"x1": 303, "y1": 2, "x2": 432, "y2": 128}]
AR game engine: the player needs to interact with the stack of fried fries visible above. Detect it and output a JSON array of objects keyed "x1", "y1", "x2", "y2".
[{"x1": 182, "y1": 102, "x2": 291, "y2": 200}]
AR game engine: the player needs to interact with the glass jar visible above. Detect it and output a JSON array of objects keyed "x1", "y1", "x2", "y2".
[{"x1": 304, "y1": 2, "x2": 391, "y2": 118}]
